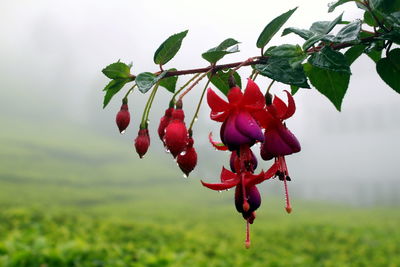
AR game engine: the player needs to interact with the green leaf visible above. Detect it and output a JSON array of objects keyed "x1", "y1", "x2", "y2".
[
  {"x1": 309, "y1": 13, "x2": 343, "y2": 34},
  {"x1": 102, "y1": 61, "x2": 132, "y2": 79},
  {"x1": 282, "y1": 27, "x2": 314, "y2": 40},
  {"x1": 265, "y1": 44, "x2": 304, "y2": 58},
  {"x1": 256, "y1": 7, "x2": 298, "y2": 49},
  {"x1": 136, "y1": 71, "x2": 167, "y2": 94},
  {"x1": 366, "y1": 49, "x2": 382, "y2": 62},
  {"x1": 376, "y1": 48, "x2": 400, "y2": 93},
  {"x1": 159, "y1": 69, "x2": 178, "y2": 93},
  {"x1": 202, "y1": 38, "x2": 240, "y2": 63},
  {"x1": 302, "y1": 34, "x2": 326, "y2": 50},
  {"x1": 290, "y1": 85, "x2": 300, "y2": 95},
  {"x1": 344, "y1": 44, "x2": 366, "y2": 65},
  {"x1": 369, "y1": 0, "x2": 400, "y2": 15},
  {"x1": 364, "y1": 11, "x2": 380, "y2": 26},
  {"x1": 153, "y1": 30, "x2": 188, "y2": 65},
  {"x1": 304, "y1": 63, "x2": 350, "y2": 111},
  {"x1": 255, "y1": 56, "x2": 310, "y2": 88},
  {"x1": 328, "y1": 0, "x2": 355, "y2": 12},
  {"x1": 334, "y1": 20, "x2": 362, "y2": 43},
  {"x1": 208, "y1": 70, "x2": 242, "y2": 95},
  {"x1": 308, "y1": 46, "x2": 351, "y2": 73},
  {"x1": 103, "y1": 79, "x2": 129, "y2": 108}
]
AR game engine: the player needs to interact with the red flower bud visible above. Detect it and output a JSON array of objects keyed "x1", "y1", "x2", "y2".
[
  {"x1": 158, "y1": 108, "x2": 174, "y2": 143},
  {"x1": 164, "y1": 109, "x2": 188, "y2": 158},
  {"x1": 134, "y1": 129, "x2": 150, "y2": 158},
  {"x1": 116, "y1": 104, "x2": 130, "y2": 134},
  {"x1": 177, "y1": 137, "x2": 197, "y2": 177}
]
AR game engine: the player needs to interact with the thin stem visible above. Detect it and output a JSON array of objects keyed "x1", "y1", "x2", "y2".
[
  {"x1": 123, "y1": 84, "x2": 137, "y2": 100},
  {"x1": 140, "y1": 83, "x2": 160, "y2": 128},
  {"x1": 266, "y1": 80, "x2": 275, "y2": 94},
  {"x1": 252, "y1": 71, "x2": 259, "y2": 82},
  {"x1": 170, "y1": 73, "x2": 201, "y2": 106},
  {"x1": 178, "y1": 72, "x2": 209, "y2": 102},
  {"x1": 188, "y1": 77, "x2": 212, "y2": 132}
]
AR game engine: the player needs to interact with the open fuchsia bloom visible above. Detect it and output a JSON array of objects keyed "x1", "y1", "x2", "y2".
[
  {"x1": 202, "y1": 79, "x2": 302, "y2": 247},
  {"x1": 207, "y1": 79, "x2": 265, "y2": 151},
  {"x1": 255, "y1": 90, "x2": 301, "y2": 214}
]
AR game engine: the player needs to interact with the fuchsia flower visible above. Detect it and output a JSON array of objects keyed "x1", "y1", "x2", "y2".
[
  {"x1": 256, "y1": 91, "x2": 301, "y2": 213},
  {"x1": 207, "y1": 79, "x2": 265, "y2": 151},
  {"x1": 176, "y1": 137, "x2": 197, "y2": 177},
  {"x1": 164, "y1": 108, "x2": 189, "y2": 158},
  {"x1": 158, "y1": 107, "x2": 174, "y2": 144},
  {"x1": 116, "y1": 103, "x2": 130, "y2": 134},
  {"x1": 201, "y1": 147, "x2": 279, "y2": 248},
  {"x1": 134, "y1": 129, "x2": 150, "y2": 158}
]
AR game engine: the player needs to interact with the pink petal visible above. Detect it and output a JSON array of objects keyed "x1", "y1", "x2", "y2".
[{"x1": 235, "y1": 111, "x2": 264, "y2": 142}]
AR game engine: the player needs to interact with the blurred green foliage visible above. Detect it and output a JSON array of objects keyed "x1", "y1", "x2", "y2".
[{"x1": 0, "y1": 116, "x2": 399, "y2": 266}]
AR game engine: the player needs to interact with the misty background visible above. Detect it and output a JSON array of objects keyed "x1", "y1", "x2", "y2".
[{"x1": 1, "y1": 0, "x2": 399, "y2": 207}]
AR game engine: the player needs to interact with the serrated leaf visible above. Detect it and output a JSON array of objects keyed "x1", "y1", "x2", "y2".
[
  {"x1": 282, "y1": 27, "x2": 314, "y2": 40},
  {"x1": 154, "y1": 30, "x2": 188, "y2": 65},
  {"x1": 103, "y1": 79, "x2": 129, "y2": 108},
  {"x1": 136, "y1": 71, "x2": 167, "y2": 94},
  {"x1": 265, "y1": 44, "x2": 304, "y2": 58},
  {"x1": 304, "y1": 63, "x2": 350, "y2": 111},
  {"x1": 369, "y1": 0, "x2": 400, "y2": 15},
  {"x1": 159, "y1": 69, "x2": 178, "y2": 93},
  {"x1": 334, "y1": 20, "x2": 362, "y2": 43},
  {"x1": 208, "y1": 70, "x2": 242, "y2": 95},
  {"x1": 256, "y1": 7, "x2": 298, "y2": 49},
  {"x1": 308, "y1": 46, "x2": 351, "y2": 73},
  {"x1": 364, "y1": 11, "x2": 379, "y2": 26},
  {"x1": 376, "y1": 48, "x2": 400, "y2": 93},
  {"x1": 309, "y1": 13, "x2": 343, "y2": 34},
  {"x1": 102, "y1": 61, "x2": 132, "y2": 79},
  {"x1": 255, "y1": 57, "x2": 310, "y2": 88},
  {"x1": 202, "y1": 38, "x2": 240, "y2": 63},
  {"x1": 328, "y1": 0, "x2": 355, "y2": 12},
  {"x1": 344, "y1": 44, "x2": 366, "y2": 65}
]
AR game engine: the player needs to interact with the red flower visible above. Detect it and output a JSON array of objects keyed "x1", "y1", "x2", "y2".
[
  {"x1": 134, "y1": 129, "x2": 150, "y2": 158},
  {"x1": 116, "y1": 103, "x2": 130, "y2": 134},
  {"x1": 177, "y1": 137, "x2": 197, "y2": 177},
  {"x1": 201, "y1": 158, "x2": 279, "y2": 248},
  {"x1": 207, "y1": 79, "x2": 265, "y2": 151},
  {"x1": 158, "y1": 107, "x2": 174, "y2": 144},
  {"x1": 256, "y1": 90, "x2": 301, "y2": 214},
  {"x1": 164, "y1": 108, "x2": 189, "y2": 158}
]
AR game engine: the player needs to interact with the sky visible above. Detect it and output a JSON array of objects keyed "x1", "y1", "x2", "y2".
[{"x1": 1, "y1": 0, "x2": 399, "y2": 205}]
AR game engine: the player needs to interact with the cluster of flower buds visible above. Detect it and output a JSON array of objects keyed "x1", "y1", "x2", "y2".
[{"x1": 201, "y1": 79, "x2": 301, "y2": 248}]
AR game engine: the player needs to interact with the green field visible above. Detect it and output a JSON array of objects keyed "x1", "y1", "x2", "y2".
[{"x1": 1, "y1": 117, "x2": 399, "y2": 266}]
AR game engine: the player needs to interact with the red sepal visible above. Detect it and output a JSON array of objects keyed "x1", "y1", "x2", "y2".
[{"x1": 209, "y1": 132, "x2": 228, "y2": 151}]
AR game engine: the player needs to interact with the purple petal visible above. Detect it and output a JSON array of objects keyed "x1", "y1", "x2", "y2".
[
  {"x1": 235, "y1": 111, "x2": 264, "y2": 142},
  {"x1": 279, "y1": 127, "x2": 301, "y2": 153},
  {"x1": 222, "y1": 114, "x2": 253, "y2": 150}
]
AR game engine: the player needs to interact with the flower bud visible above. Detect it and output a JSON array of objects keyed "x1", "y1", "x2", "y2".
[
  {"x1": 158, "y1": 108, "x2": 174, "y2": 143},
  {"x1": 134, "y1": 129, "x2": 150, "y2": 158},
  {"x1": 164, "y1": 109, "x2": 188, "y2": 158},
  {"x1": 177, "y1": 137, "x2": 197, "y2": 176},
  {"x1": 116, "y1": 103, "x2": 130, "y2": 134}
]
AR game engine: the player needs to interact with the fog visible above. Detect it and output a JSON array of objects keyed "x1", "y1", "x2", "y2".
[{"x1": 1, "y1": 0, "x2": 399, "y2": 206}]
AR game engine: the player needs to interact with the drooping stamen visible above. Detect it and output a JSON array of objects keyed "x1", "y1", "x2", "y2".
[
  {"x1": 245, "y1": 219, "x2": 251, "y2": 249},
  {"x1": 283, "y1": 174, "x2": 292, "y2": 213}
]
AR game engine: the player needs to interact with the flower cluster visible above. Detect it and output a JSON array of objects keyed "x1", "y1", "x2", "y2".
[
  {"x1": 113, "y1": 78, "x2": 300, "y2": 248},
  {"x1": 201, "y1": 79, "x2": 301, "y2": 247}
]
